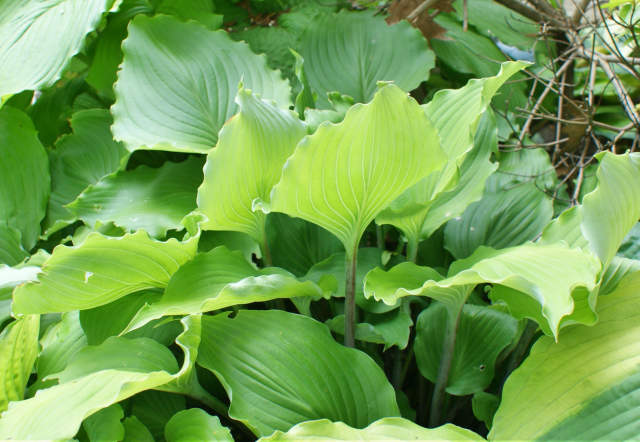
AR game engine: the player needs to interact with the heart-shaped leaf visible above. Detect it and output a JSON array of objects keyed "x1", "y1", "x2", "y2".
[{"x1": 165, "y1": 409, "x2": 232, "y2": 442}]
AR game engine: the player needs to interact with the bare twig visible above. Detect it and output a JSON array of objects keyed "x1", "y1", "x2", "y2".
[{"x1": 406, "y1": 0, "x2": 439, "y2": 22}]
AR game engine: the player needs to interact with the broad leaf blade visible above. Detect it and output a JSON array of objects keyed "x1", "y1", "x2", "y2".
[
  {"x1": 112, "y1": 14, "x2": 291, "y2": 153},
  {"x1": 197, "y1": 84, "x2": 306, "y2": 242},
  {"x1": 0, "y1": 314, "x2": 39, "y2": 412},
  {"x1": 490, "y1": 271, "x2": 640, "y2": 441},
  {"x1": 269, "y1": 83, "x2": 446, "y2": 251},
  {"x1": 12, "y1": 228, "x2": 199, "y2": 314},
  {"x1": 0, "y1": 0, "x2": 114, "y2": 98},
  {"x1": 83, "y1": 403, "x2": 125, "y2": 442},
  {"x1": 297, "y1": 9, "x2": 435, "y2": 108},
  {"x1": 165, "y1": 409, "x2": 232, "y2": 442},
  {"x1": 197, "y1": 310, "x2": 400, "y2": 436},
  {"x1": 259, "y1": 418, "x2": 486, "y2": 441},
  {"x1": 68, "y1": 156, "x2": 204, "y2": 238},
  {"x1": 0, "y1": 107, "x2": 50, "y2": 250}
]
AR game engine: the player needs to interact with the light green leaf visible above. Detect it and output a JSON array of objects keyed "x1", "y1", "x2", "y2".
[
  {"x1": 490, "y1": 271, "x2": 640, "y2": 441},
  {"x1": 600, "y1": 256, "x2": 640, "y2": 296},
  {"x1": 485, "y1": 147, "x2": 556, "y2": 193},
  {"x1": 28, "y1": 311, "x2": 88, "y2": 396},
  {"x1": 537, "y1": 205, "x2": 589, "y2": 249},
  {"x1": 0, "y1": 265, "x2": 40, "y2": 324},
  {"x1": 418, "y1": 109, "x2": 499, "y2": 240},
  {"x1": 12, "y1": 227, "x2": 199, "y2": 315},
  {"x1": 86, "y1": 0, "x2": 154, "y2": 98},
  {"x1": 325, "y1": 308, "x2": 413, "y2": 350},
  {"x1": 122, "y1": 416, "x2": 155, "y2": 442},
  {"x1": 0, "y1": 106, "x2": 50, "y2": 250},
  {"x1": 617, "y1": 222, "x2": 640, "y2": 259},
  {"x1": 197, "y1": 84, "x2": 306, "y2": 244},
  {"x1": 365, "y1": 243, "x2": 599, "y2": 338},
  {"x1": 197, "y1": 310, "x2": 400, "y2": 436},
  {"x1": 267, "y1": 82, "x2": 445, "y2": 255},
  {"x1": 0, "y1": 369, "x2": 175, "y2": 441},
  {"x1": 444, "y1": 183, "x2": 553, "y2": 260},
  {"x1": 131, "y1": 390, "x2": 185, "y2": 442},
  {"x1": 581, "y1": 152, "x2": 640, "y2": 268},
  {"x1": 68, "y1": 156, "x2": 204, "y2": 238},
  {"x1": 83, "y1": 403, "x2": 125, "y2": 442},
  {"x1": 112, "y1": 14, "x2": 291, "y2": 153},
  {"x1": 43, "y1": 109, "x2": 130, "y2": 237},
  {"x1": 301, "y1": 248, "x2": 391, "y2": 313},
  {"x1": 415, "y1": 303, "x2": 517, "y2": 395},
  {"x1": 472, "y1": 391, "x2": 500, "y2": 431},
  {"x1": 266, "y1": 212, "x2": 344, "y2": 277},
  {"x1": 0, "y1": 314, "x2": 39, "y2": 412},
  {"x1": 122, "y1": 246, "x2": 322, "y2": 333},
  {"x1": 297, "y1": 9, "x2": 434, "y2": 109},
  {"x1": 198, "y1": 230, "x2": 260, "y2": 263},
  {"x1": 0, "y1": 0, "x2": 114, "y2": 97},
  {"x1": 0, "y1": 221, "x2": 28, "y2": 266},
  {"x1": 165, "y1": 409, "x2": 233, "y2": 442},
  {"x1": 79, "y1": 290, "x2": 181, "y2": 346},
  {"x1": 291, "y1": 49, "x2": 316, "y2": 119},
  {"x1": 259, "y1": 418, "x2": 486, "y2": 441},
  {"x1": 303, "y1": 92, "x2": 354, "y2": 134}
]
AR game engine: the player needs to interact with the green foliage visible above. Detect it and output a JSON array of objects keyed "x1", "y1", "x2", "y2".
[{"x1": 2, "y1": 1, "x2": 640, "y2": 440}]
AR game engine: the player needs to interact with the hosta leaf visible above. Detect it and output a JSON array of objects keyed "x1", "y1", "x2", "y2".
[
  {"x1": 266, "y1": 213, "x2": 344, "y2": 277},
  {"x1": 267, "y1": 83, "x2": 445, "y2": 254},
  {"x1": 68, "y1": 156, "x2": 204, "y2": 238},
  {"x1": 79, "y1": 291, "x2": 181, "y2": 346},
  {"x1": 600, "y1": 256, "x2": 640, "y2": 296},
  {"x1": 165, "y1": 409, "x2": 232, "y2": 442},
  {"x1": 415, "y1": 303, "x2": 517, "y2": 395},
  {"x1": 259, "y1": 418, "x2": 486, "y2": 441},
  {"x1": 0, "y1": 0, "x2": 114, "y2": 98},
  {"x1": 197, "y1": 83, "x2": 306, "y2": 244},
  {"x1": 618, "y1": 222, "x2": 640, "y2": 260},
  {"x1": 198, "y1": 230, "x2": 261, "y2": 263},
  {"x1": 0, "y1": 369, "x2": 175, "y2": 441},
  {"x1": 581, "y1": 152, "x2": 640, "y2": 268},
  {"x1": 122, "y1": 416, "x2": 154, "y2": 442},
  {"x1": 85, "y1": 0, "x2": 154, "y2": 98},
  {"x1": 537, "y1": 205, "x2": 588, "y2": 249},
  {"x1": 365, "y1": 243, "x2": 599, "y2": 338},
  {"x1": 472, "y1": 391, "x2": 500, "y2": 431},
  {"x1": 154, "y1": 0, "x2": 222, "y2": 30},
  {"x1": 297, "y1": 9, "x2": 434, "y2": 109},
  {"x1": 0, "y1": 106, "x2": 50, "y2": 250},
  {"x1": 0, "y1": 221, "x2": 28, "y2": 266},
  {"x1": 12, "y1": 228, "x2": 199, "y2": 315},
  {"x1": 28, "y1": 311, "x2": 87, "y2": 396},
  {"x1": 0, "y1": 314, "x2": 39, "y2": 412},
  {"x1": 325, "y1": 308, "x2": 413, "y2": 350},
  {"x1": 43, "y1": 109, "x2": 129, "y2": 237},
  {"x1": 301, "y1": 248, "x2": 391, "y2": 313},
  {"x1": 131, "y1": 390, "x2": 186, "y2": 442},
  {"x1": 122, "y1": 246, "x2": 322, "y2": 333},
  {"x1": 418, "y1": 109, "x2": 499, "y2": 240},
  {"x1": 444, "y1": 183, "x2": 553, "y2": 260},
  {"x1": 490, "y1": 271, "x2": 640, "y2": 441},
  {"x1": 112, "y1": 14, "x2": 291, "y2": 153},
  {"x1": 485, "y1": 147, "x2": 556, "y2": 193},
  {"x1": 83, "y1": 403, "x2": 125, "y2": 442},
  {"x1": 0, "y1": 265, "x2": 40, "y2": 324},
  {"x1": 197, "y1": 310, "x2": 400, "y2": 436},
  {"x1": 291, "y1": 50, "x2": 316, "y2": 119}
]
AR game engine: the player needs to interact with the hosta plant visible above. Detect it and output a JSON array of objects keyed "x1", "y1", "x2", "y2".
[{"x1": 1, "y1": 0, "x2": 640, "y2": 441}]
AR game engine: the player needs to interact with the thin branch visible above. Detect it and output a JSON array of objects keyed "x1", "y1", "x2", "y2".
[{"x1": 406, "y1": 0, "x2": 439, "y2": 22}]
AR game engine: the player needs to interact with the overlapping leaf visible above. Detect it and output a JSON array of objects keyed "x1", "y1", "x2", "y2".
[
  {"x1": 165, "y1": 409, "x2": 233, "y2": 442},
  {"x1": 266, "y1": 83, "x2": 446, "y2": 253},
  {"x1": 297, "y1": 9, "x2": 435, "y2": 108},
  {"x1": 0, "y1": 107, "x2": 50, "y2": 250},
  {"x1": 197, "y1": 310, "x2": 400, "y2": 436},
  {"x1": 112, "y1": 14, "x2": 291, "y2": 153},
  {"x1": 12, "y1": 227, "x2": 199, "y2": 315},
  {"x1": 0, "y1": 221, "x2": 28, "y2": 266},
  {"x1": 197, "y1": 84, "x2": 306, "y2": 245},
  {"x1": 0, "y1": 0, "x2": 114, "y2": 99},
  {"x1": 43, "y1": 109, "x2": 129, "y2": 237},
  {"x1": 69, "y1": 156, "x2": 204, "y2": 238},
  {"x1": 491, "y1": 271, "x2": 640, "y2": 441}
]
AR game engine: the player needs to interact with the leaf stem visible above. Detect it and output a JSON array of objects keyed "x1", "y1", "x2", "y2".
[
  {"x1": 260, "y1": 230, "x2": 273, "y2": 267},
  {"x1": 344, "y1": 248, "x2": 358, "y2": 348},
  {"x1": 429, "y1": 308, "x2": 462, "y2": 428},
  {"x1": 406, "y1": 236, "x2": 419, "y2": 264},
  {"x1": 376, "y1": 224, "x2": 385, "y2": 250}
]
